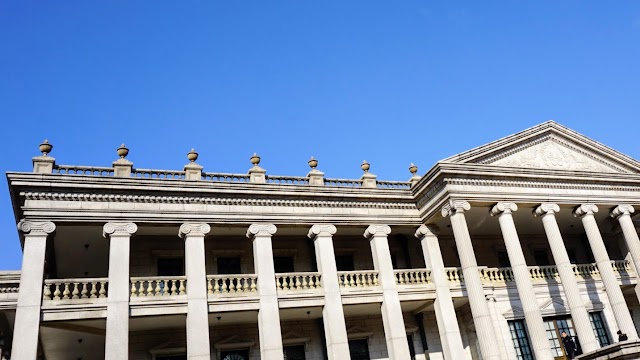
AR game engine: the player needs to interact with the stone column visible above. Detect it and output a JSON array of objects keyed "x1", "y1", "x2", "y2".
[
  {"x1": 364, "y1": 225, "x2": 412, "y2": 360},
  {"x1": 441, "y1": 200, "x2": 500, "y2": 360},
  {"x1": 574, "y1": 204, "x2": 639, "y2": 340},
  {"x1": 491, "y1": 203, "x2": 552, "y2": 359},
  {"x1": 103, "y1": 222, "x2": 137, "y2": 360},
  {"x1": 179, "y1": 223, "x2": 212, "y2": 360},
  {"x1": 12, "y1": 220, "x2": 55, "y2": 360},
  {"x1": 611, "y1": 205, "x2": 640, "y2": 304},
  {"x1": 415, "y1": 225, "x2": 465, "y2": 360},
  {"x1": 247, "y1": 224, "x2": 284, "y2": 359},
  {"x1": 308, "y1": 225, "x2": 350, "y2": 360},
  {"x1": 534, "y1": 203, "x2": 599, "y2": 353}
]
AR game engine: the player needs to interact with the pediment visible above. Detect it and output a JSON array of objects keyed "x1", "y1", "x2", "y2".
[
  {"x1": 214, "y1": 335, "x2": 256, "y2": 350},
  {"x1": 282, "y1": 331, "x2": 311, "y2": 345},
  {"x1": 442, "y1": 121, "x2": 640, "y2": 174},
  {"x1": 149, "y1": 340, "x2": 186, "y2": 355},
  {"x1": 347, "y1": 326, "x2": 373, "y2": 339}
]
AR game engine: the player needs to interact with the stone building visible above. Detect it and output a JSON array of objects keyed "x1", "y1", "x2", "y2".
[{"x1": 1, "y1": 120, "x2": 640, "y2": 360}]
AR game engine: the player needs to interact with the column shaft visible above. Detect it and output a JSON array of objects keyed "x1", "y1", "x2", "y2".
[
  {"x1": 442, "y1": 201, "x2": 500, "y2": 360},
  {"x1": 103, "y1": 222, "x2": 137, "y2": 360},
  {"x1": 576, "y1": 205, "x2": 638, "y2": 340},
  {"x1": 536, "y1": 204, "x2": 599, "y2": 352},
  {"x1": 12, "y1": 221, "x2": 55, "y2": 360},
  {"x1": 180, "y1": 223, "x2": 212, "y2": 360},
  {"x1": 309, "y1": 225, "x2": 350, "y2": 360},
  {"x1": 492, "y1": 203, "x2": 552, "y2": 360},
  {"x1": 247, "y1": 224, "x2": 284, "y2": 360},
  {"x1": 365, "y1": 225, "x2": 412, "y2": 360},
  {"x1": 612, "y1": 205, "x2": 640, "y2": 306},
  {"x1": 415, "y1": 225, "x2": 465, "y2": 360}
]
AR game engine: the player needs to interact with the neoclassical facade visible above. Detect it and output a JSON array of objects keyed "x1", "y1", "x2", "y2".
[{"x1": 2, "y1": 121, "x2": 640, "y2": 360}]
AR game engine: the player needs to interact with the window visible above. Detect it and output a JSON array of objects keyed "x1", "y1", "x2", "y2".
[
  {"x1": 217, "y1": 257, "x2": 241, "y2": 274},
  {"x1": 407, "y1": 335, "x2": 416, "y2": 360},
  {"x1": 508, "y1": 320, "x2": 533, "y2": 360},
  {"x1": 336, "y1": 255, "x2": 355, "y2": 271},
  {"x1": 545, "y1": 316, "x2": 581, "y2": 357},
  {"x1": 283, "y1": 345, "x2": 306, "y2": 360},
  {"x1": 220, "y1": 350, "x2": 249, "y2": 360},
  {"x1": 348, "y1": 339, "x2": 370, "y2": 360},
  {"x1": 274, "y1": 256, "x2": 295, "y2": 273},
  {"x1": 498, "y1": 251, "x2": 511, "y2": 267},
  {"x1": 533, "y1": 250, "x2": 550, "y2": 266},
  {"x1": 589, "y1": 312, "x2": 611, "y2": 347},
  {"x1": 157, "y1": 258, "x2": 184, "y2": 276}
]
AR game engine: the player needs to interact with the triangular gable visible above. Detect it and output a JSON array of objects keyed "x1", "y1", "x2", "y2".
[
  {"x1": 441, "y1": 121, "x2": 640, "y2": 174},
  {"x1": 149, "y1": 339, "x2": 186, "y2": 356},
  {"x1": 347, "y1": 326, "x2": 373, "y2": 339},
  {"x1": 282, "y1": 331, "x2": 311, "y2": 346},
  {"x1": 214, "y1": 334, "x2": 256, "y2": 350}
]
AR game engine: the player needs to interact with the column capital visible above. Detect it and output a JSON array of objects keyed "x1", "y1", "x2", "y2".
[
  {"x1": 178, "y1": 223, "x2": 211, "y2": 238},
  {"x1": 17, "y1": 220, "x2": 56, "y2": 236},
  {"x1": 363, "y1": 224, "x2": 391, "y2": 239},
  {"x1": 574, "y1": 204, "x2": 599, "y2": 217},
  {"x1": 414, "y1": 224, "x2": 440, "y2": 238},
  {"x1": 490, "y1": 202, "x2": 518, "y2": 216},
  {"x1": 103, "y1": 222, "x2": 137, "y2": 238},
  {"x1": 246, "y1": 223, "x2": 277, "y2": 238},
  {"x1": 441, "y1": 199, "x2": 471, "y2": 217},
  {"x1": 611, "y1": 205, "x2": 635, "y2": 219},
  {"x1": 308, "y1": 224, "x2": 337, "y2": 238},
  {"x1": 534, "y1": 203, "x2": 560, "y2": 217}
]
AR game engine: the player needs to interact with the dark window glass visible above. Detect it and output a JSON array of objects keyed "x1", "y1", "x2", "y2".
[
  {"x1": 533, "y1": 250, "x2": 550, "y2": 266},
  {"x1": 589, "y1": 312, "x2": 611, "y2": 347},
  {"x1": 217, "y1": 257, "x2": 241, "y2": 274},
  {"x1": 407, "y1": 335, "x2": 416, "y2": 360},
  {"x1": 498, "y1": 251, "x2": 511, "y2": 267},
  {"x1": 508, "y1": 320, "x2": 533, "y2": 360},
  {"x1": 348, "y1": 339, "x2": 370, "y2": 360},
  {"x1": 157, "y1": 258, "x2": 184, "y2": 276},
  {"x1": 336, "y1": 255, "x2": 355, "y2": 271},
  {"x1": 220, "y1": 350, "x2": 249, "y2": 360},
  {"x1": 274, "y1": 256, "x2": 295, "y2": 273},
  {"x1": 283, "y1": 345, "x2": 306, "y2": 360}
]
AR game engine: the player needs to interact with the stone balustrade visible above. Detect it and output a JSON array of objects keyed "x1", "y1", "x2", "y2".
[
  {"x1": 53, "y1": 165, "x2": 114, "y2": 176},
  {"x1": 0, "y1": 271, "x2": 20, "y2": 294},
  {"x1": 207, "y1": 274, "x2": 257, "y2": 294},
  {"x1": 444, "y1": 267, "x2": 464, "y2": 282},
  {"x1": 337, "y1": 270, "x2": 379, "y2": 287},
  {"x1": 132, "y1": 168, "x2": 186, "y2": 179},
  {"x1": 573, "y1": 263, "x2": 599, "y2": 278},
  {"x1": 130, "y1": 276, "x2": 186, "y2": 297},
  {"x1": 324, "y1": 178, "x2": 365, "y2": 187},
  {"x1": 393, "y1": 269, "x2": 431, "y2": 285},
  {"x1": 266, "y1": 175, "x2": 310, "y2": 185},
  {"x1": 43, "y1": 278, "x2": 108, "y2": 301},
  {"x1": 528, "y1": 265, "x2": 560, "y2": 280},
  {"x1": 202, "y1": 172, "x2": 251, "y2": 182},
  {"x1": 480, "y1": 267, "x2": 515, "y2": 283},
  {"x1": 276, "y1": 272, "x2": 322, "y2": 291}
]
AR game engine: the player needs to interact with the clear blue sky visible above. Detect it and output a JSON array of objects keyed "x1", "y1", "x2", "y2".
[{"x1": 1, "y1": 2, "x2": 639, "y2": 270}]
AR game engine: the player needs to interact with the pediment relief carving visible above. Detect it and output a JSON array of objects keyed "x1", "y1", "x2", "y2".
[
  {"x1": 347, "y1": 326, "x2": 373, "y2": 339},
  {"x1": 214, "y1": 335, "x2": 256, "y2": 350}
]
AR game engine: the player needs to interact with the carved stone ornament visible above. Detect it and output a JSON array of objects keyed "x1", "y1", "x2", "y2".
[
  {"x1": 18, "y1": 220, "x2": 56, "y2": 235},
  {"x1": 574, "y1": 204, "x2": 599, "y2": 217},
  {"x1": 363, "y1": 224, "x2": 391, "y2": 239},
  {"x1": 490, "y1": 202, "x2": 518, "y2": 216},
  {"x1": 533, "y1": 203, "x2": 560, "y2": 217},
  {"x1": 103, "y1": 222, "x2": 138, "y2": 238},
  {"x1": 610, "y1": 205, "x2": 635, "y2": 219},
  {"x1": 308, "y1": 224, "x2": 337, "y2": 239},
  {"x1": 178, "y1": 223, "x2": 211, "y2": 238},
  {"x1": 246, "y1": 224, "x2": 277, "y2": 238},
  {"x1": 414, "y1": 224, "x2": 439, "y2": 239},
  {"x1": 441, "y1": 200, "x2": 471, "y2": 217}
]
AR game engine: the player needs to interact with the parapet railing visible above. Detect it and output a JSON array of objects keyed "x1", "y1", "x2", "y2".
[
  {"x1": 276, "y1": 272, "x2": 322, "y2": 291},
  {"x1": 266, "y1": 175, "x2": 310, "y2": 186},
  {"x1": 43, "y1": 278, "x2": 108, "y2": 301},
  {"x1": 207, "y1": 274, "x2": 257, "y2": 294},
  {"x1": 202, "y1": 172, "x2": 251, "y2": 182},
  {"x1": 337, "y1": 270, "x2": 379, "y2": 288},
  {"x1": 132, "y1": 168, "x2": 186, "y2": 179},
  {"x1": 130, "y1": 276, "x2": 186, "y2": 297},
  {"x1": 394, "y1": 269, "x2": 431, "y2": 285},
  {"x1": 53, "y1": 165, "x2": 114, "y2": 176},
  {"x1": 324, "y1": 178, "x2": 364, "y2": 187},
  {"x1": 0, "y1": 271, "x2": 20, "y2": 294}
]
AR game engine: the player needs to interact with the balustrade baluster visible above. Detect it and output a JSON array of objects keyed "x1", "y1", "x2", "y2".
[
  {"x1": 43, "y1": 283, "x2": 51, "y2": 300},
  {"x1": 52, "y1": 283, "x2": 61, "y2": 300},
  {"x1": 250, "y1": 277, "x2": 257, "y2": 292},
  {"x1": 90, "y1": 282, "x2": 98, "y2": 298},
  {"x1": 131, "y1": 281, "x2": 137, "y2": 297},
  {"x1": 302, "y1": 275, "x2": 309, "y2": 289},
  {"x1": 71, "y1": 282, "x2": 80, "y2": 299},
  {"x1": 242, "y1": 277, "x2": 249, "y2": 292},
  {"x1": 170, "y1": 280, "x2": 178, "y2": 295},
  {"x1": 99, "y1": 281, "x2": 107, "y2": 298},
  {"x1": 179, "y1": 279, "x2": 186, "y2": 295},
  {"x1": 61, "y1": 283, "x2": 70, "y2": 299},
  {"x1": 80, "y1": 282, "x2": 88, "y2": 299}
]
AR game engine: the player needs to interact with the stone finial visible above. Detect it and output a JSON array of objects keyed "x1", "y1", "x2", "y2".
[
  {"x1": 308, "y1": 224, "x2": 337, "y2": 238},
  {"x1": 363, "y1": 224, "x2": 391, "y2": 239},
  {"x1": 18, "y1": 220, "x2": 56, "y2": 236},
  {"x1": 361, "y1": 160, "x2": 370, "y2": 173},
  {"x1": 415, "y1": 224, "x2": 440, "y2": 239},
  {"x1": 360, "y1": 160, "x2": 377, "y2": 188},
  {"x1": 250, "y1": 153, "x2": 261, "y2": 166},
  {"x1": 307, "y1": 156, "x2": 324, "y2": 186},
  {"x1": 308, "y1": 156, "x2": 318, "y2": 170},
  {"x1": 409, "y1": 163, "x2": 418, "y2": 175},
  {"x1": 187, "y1": 149, "x2": 198, "y2": 162},
  {"x1": 611, "y1": 205, "x2": 635, "y2": 219},
  {"x1": 103, "y1": 222, "x2": 137, "y2": 238},
  {"x1": 246, "y1": 224, "x2": 277, "y2": 238},
  {"x1": 33, "y1": 140, "x2": 55, "y2": 173},
  {"x1": 39, "y1": 140, "x2": 53, "y2": 155},
  {"x1": 248, "y1": 153, "x2": 266, "y2": 183},
  {"x1": 490, "y1": 202, "x2": 518, "y2": 216},
  {"x1": 178, "y1": 223, "x2": 211, "y2": 238},
  {"x1": 574, "y1": 204, "x2": 599, "y2": 217},
  {"x1": 441, "y1": 199, "x2": 471, "y2": 217},
  {"x1": 116, "y1": 144, "x2": 129, "y2": 159},
  {"x1": 534, "y1": 203, "x2": 560, "y2": 217},
  {"x1": 183, "y1": 149, "x2": 203, "y2": 180},
  {"x1": 408, "y1": 163, "x2": 421, "y2": 187}
]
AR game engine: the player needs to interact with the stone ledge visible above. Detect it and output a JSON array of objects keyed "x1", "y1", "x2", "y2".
[{"x1": 577, "y1": 340, "x2": 640, "y2": 360}]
